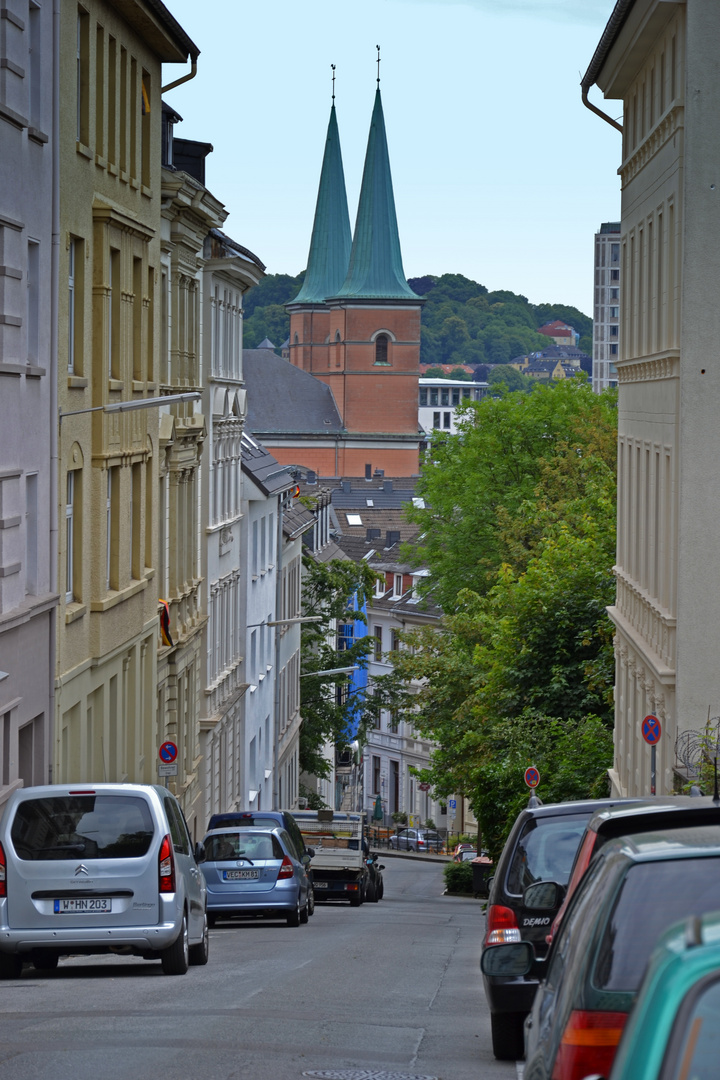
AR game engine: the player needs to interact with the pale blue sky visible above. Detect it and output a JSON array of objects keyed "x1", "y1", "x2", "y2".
[{"x1": 164, "y1": 0, "x2": 620, "y2": 314}]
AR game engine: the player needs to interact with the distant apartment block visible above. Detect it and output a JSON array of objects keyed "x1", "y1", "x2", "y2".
[
  {"x1": 593, "y1": 222, "x2": 621, "y2": 392},
  {"x1": 418, "y1": 378, "x2": 488, "y2": 437}
]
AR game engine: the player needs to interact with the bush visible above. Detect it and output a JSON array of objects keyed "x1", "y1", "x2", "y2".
[
  {"x1": 392, "y1": 811, "x2": 408, "y2": 825},
  {"x1": 443, "y1": 860, "x2": 474, "y2": 894}
]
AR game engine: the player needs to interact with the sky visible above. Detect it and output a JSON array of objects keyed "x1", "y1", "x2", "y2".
[{"x1": 163, "y1": 0, "x2": 622, "y2": 315}]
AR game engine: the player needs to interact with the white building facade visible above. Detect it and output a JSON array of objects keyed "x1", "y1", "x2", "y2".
[
  {"x1": 592, "y1": 222, "x2": 621, "y2": 392},
  {"x1": 418, "y1": 378, "x2": 488, "y2": 437}
]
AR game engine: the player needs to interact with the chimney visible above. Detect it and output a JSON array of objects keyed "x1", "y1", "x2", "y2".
[
  {"x1": 385, "y1": 530, "x2": 401, "y2": 548},
  {"x1": 364, "y1": 463, "x2": 372, "y2": 480},
  {"x1": 382, "y1": 479, "x2": 393, "y2": 493},
  {"x1": 366, "y1": 528, "x2": 381, "y2": 541},
  {"x1": 306, "y1": 470, "x2": 317, "y2": 485},
  {"x1": 374, "y1": 468, "x2": 384, "y2": 478},
  {"x1": 341, "y1": 479, "x2": 351, "y2": 494}
]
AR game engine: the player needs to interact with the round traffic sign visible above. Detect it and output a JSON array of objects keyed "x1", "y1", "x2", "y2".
[
  {"x1": 524, "y1": 766, "x2": 540, "y2": 789},
  {"x1": 159, "y1": 740, "x2": 178, "y2": 764},
  {"x1": 642, "y1": 715, "x2": 661, "y2": 746}
]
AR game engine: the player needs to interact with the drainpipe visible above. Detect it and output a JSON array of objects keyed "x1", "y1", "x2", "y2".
[
  {"x1": 272, "y1": 495, "x2": 284, "y2": 809},
  {"x1": 48, "y1": 0, "x2": 61, "y2": 782},
  {"x1": 161, "y1": 56, "x2": 198, "y2": 95},
  {"x1": 581, "y1": 87, "x2": 623, "y2": 134}
]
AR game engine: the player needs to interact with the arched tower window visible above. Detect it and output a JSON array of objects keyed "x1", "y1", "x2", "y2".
[
  {"x1": 375, "y1": 333, "x2": 389, "y2": 365},
  {"x1": 293, "y1": 332, "x2": 299, "y2": 344}
]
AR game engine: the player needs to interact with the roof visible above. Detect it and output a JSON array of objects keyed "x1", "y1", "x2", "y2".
[
  {"x1": 206, "y1": 228, "x2": 265, "y2": 272},
  {"x1": 330, "y1": 91, "x2": 421, "y2": 303},
  {"x1": 599, "y1": 221, "x2": 621, "y2": 234},
  {"x1": 243, "y1": 351, "x2": 344, "y2": 435},
  {"x1": 581, "y1": 0, "x2": 635, "y2": 92},
  {"x1": 116, "y1": 0, "x2": 199, "y2": 63},
  {"x1": 240, "y1": 431, "x2": 294, "y2": 496},
  {"x1": 330, "y1": 476, "x2": 420, "y2": 510},
  {"x1": 289, "y1": 105, "x2": 352, "y2": 306},
  {"x1": 283, "y1": 501, "x2": 315, "y2": 539},
  {"x1": 256, "y1": 338, "x2": 276, "y2": 350}
]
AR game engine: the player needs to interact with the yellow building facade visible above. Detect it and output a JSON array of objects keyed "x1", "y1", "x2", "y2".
[{"x1": 55, "y1": 1, "x2": 197, "y2": 786}]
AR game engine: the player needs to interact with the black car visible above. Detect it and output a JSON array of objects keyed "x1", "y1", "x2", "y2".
[
  {"x1": 206, "y1": 810, "x2": 316, "y2": 916},
  {"x1": 481, "y1": 797, "x2": 643, "y2": 1060}
]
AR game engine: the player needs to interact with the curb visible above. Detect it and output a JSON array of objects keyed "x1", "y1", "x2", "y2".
[{"x1": 376, "y1": 849, "x2": 450, "y2": 864}]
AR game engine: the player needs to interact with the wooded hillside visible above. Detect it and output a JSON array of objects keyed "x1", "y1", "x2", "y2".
[{"x1": 243, "y1": 271, "x2": 593, "y2": 367}]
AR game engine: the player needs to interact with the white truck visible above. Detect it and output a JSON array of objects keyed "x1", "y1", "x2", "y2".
[{"x1": 291, "y1": 810, "x2": 368, "y2": 906}]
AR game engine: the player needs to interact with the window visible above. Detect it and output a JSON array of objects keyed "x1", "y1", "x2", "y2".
[
  {"x1": 372, "y1": 756, "x2": 381, "y2": 794},
  {"x1": 375, "y1": 334, "x2": 389, "y2": 364},
  {"x1": 391, "y1": 629, "x2": 400, "y2": 652},
  {"x1": 109, "y1": 248, "x2": 120, "y2": 379},
  {"x1": 141, "y1": 70, "x2": 151, "y2": 187},
  {"x1": 611, "y1": 243, "x2": 620, "y2": 263},
  {"x1": 252, "y1": 520, "x2": 258, "y2": 577},
  {"x1": 610, "y1": 325, "x2": 618, "y2": 337},
  {"x1": 65, "y1": 472, "x2": 75, "y2": 603},
  {"x1": 611, "y1": 269, "x2": 620, "y2": 281},
  {"x1": 419, "y1": 388, "x2": 427, "y2": 407},
  {"x1": 26, "y1": 241, "x2": 39, "y2": 363},
  {"x1": 106, "y1": 467, "x2": 118, "y2": 591},
  {"x1": 28, "y1": 1, "x2": 41, "y2": 127},
  {"x1": 452, "y1": 388, "x2": 460, "y2": 405},
  {"x1": 131, "y1": 463, "x2": 141, "y2": 579},
  {"x1": 373, "y1": 625, "x2": 382, "y2": 660},
  {"x1": 394, "y1": 574, "x2": 403, "y2": 598},
  {"x1": 95, "y1": 26, "x2": 105, "y2": 158},
  {"x1": 610, "y1": 306, "x2": 619, "y2": 319},
  {"x1": 25, "y1": 474, "x2": 38, "y2": 596},
  {"x1": 132, "y1": 258, "x2": 142, "y2": 380},
  {"x1": 443, "y1": 412, "x2": 451, "y2": 429},
  {"x1": 430, "y1": 387, "x2": 438, "y2": 406},
  {"x1": 610, "y1": 344, "x2": 618, "y2": 355},
  {"x1": 389, "y1": 712, "x2": 399, "y2": 734},
  {"x1": 76, "y1": 8, "x2": 89, "y2": 144},
  {"x1": 433, "y1": 412, "x2": 441, "y2": 429},
  {"x1": 346, "y1": 514, "x2": 362, "y2": 526},
  {"x1": 375, "y1": 575, "x2": 385, "y2": 598},
  {"x1": 68, "y1": 239, "x2": 83, "y2": 374},
  {"x1": 441, "y1": 387, "x2": 449, "y2": 406},
  {"x1": 610, "y1": 288, "x2": 619, "y2": 300}
]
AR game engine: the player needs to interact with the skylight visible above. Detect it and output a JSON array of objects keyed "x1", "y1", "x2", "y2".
[{"x1": 347, "y1": 514, "x2": 362, "y2": 526}]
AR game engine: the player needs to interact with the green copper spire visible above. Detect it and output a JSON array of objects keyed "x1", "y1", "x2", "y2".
[
  {"x1": 333, "y1": 90, "x2": 420, "y2": 302},
  {"x1": 289, "y1": 104, "x2": 352, "y2": 305}
]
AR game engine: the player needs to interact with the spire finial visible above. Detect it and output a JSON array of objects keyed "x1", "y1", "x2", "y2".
[
  {"x1": 331, "y1": 63, "x2": 336, "y2": 104},
  {"x1": 376, "y1": 45, "x2": 381, "y2": 87}
]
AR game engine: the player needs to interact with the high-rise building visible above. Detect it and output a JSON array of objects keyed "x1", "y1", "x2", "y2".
[{"x1": 593, "y1": 222, "x2": 621, "y2": 392}]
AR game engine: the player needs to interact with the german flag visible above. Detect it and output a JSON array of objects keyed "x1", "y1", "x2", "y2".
[
  {"x1": 141, "y1": 80, "x2": 150, "y2": 116},
  {"x1": 159, "y1": 599, "x2": 173, "y2": 647}
]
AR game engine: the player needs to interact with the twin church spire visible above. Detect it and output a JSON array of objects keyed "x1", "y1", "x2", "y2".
[{"x1": 290, "y1": 64, "x2": 419, "y2": 306}]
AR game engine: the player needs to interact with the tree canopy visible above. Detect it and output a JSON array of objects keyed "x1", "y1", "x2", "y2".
[{"x1": 392, "y1": 380, "x2": 618, "y2": 853}]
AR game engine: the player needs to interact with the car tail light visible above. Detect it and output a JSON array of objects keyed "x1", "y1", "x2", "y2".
[
  {"x1": 485, "y1": 904, "x2": 521, "y2": 945},
  {"x1": 158, "y1": 834, "x2": 175, "y2": 893},
  {"x1": 552, "y1": 1010, "x2": 628, "y2": 1080},
  {"x1": 277, "y1": 856, "x2": 294, "y2": 879},
  {"x1": 0, "y1": 841, "x2": 6, "y2": 898}
]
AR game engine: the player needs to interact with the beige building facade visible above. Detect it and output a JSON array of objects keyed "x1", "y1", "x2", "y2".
[
  {"x1": 585, "y1": 0, "x2": 720, "y2": 795},
  {"x1": 55, "y1": 1, "x2": 197, "y2": 788}
]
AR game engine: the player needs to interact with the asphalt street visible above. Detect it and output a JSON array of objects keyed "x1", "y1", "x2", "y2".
[{"x1": 0, "y1": 858, "x2": 518, "y2": 1080}]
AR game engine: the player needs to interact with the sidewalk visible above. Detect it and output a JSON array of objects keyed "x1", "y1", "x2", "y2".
[{"x1": 374, "y1": 847, "x2": 450, "y2": 864}]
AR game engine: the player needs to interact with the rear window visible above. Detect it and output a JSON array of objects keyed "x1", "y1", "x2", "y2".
[
  {"x1": 506, "y1": 813, "x2": 590, "y2": 896},
  {"x1": 11, "y1": 795, "x2": 154, "y2": 860},
  {"x1": 595, "y1": 857, "x2": 720, "y2": 992},
  {"x1": 204, "y1": 831, "x2": 281, "y2": 861}
]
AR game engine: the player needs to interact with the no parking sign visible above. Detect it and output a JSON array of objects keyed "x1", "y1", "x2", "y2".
[{"x1": 524, "y1": 766, "x2": 540, "y2": 789}]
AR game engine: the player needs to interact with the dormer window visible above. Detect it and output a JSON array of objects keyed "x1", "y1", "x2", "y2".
[
  {"x1": 394, "y1": 573, "x2": 403, "y2": 598},
  {"x1": 375, "y1": 334, "x2": 389, "y2": 365}
]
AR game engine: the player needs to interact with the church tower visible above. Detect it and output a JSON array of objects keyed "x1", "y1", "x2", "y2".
[{"x1": 288, "y1": 73, "x2": 423, "y2": 477}]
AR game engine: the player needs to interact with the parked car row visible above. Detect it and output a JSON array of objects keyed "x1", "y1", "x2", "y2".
[
  {"x1": 480, "y1": 792, "x2": 720, "y2": 1080},
  {"x1": 0, "y1": 786, "x2": 386, "y2": 979}
]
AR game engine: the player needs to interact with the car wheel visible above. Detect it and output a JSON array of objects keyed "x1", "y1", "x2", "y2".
[
  {"x1": 490, "y1": 1011, "x2": 526, "y2": 1061},
  {"x1": 0, "y1": 954, "x2": 22, "y2": 980},
  {"x1": 32, "y1": 951, "x2": 59, "y2": 971},
  {"x1": 160, "y1": 913, "x2": 190, "y2": 975},
  {"x1": 367, "y1": 880, "x2": 378, "y2": 902},
  {"x1": 286, "y1": 898, "x2": 301, "y2": 927},
  {"x1": 349, "y1": 888, "x2": 362, "y2": 907},
  {"x1": 377, "y1": 878, "x2": 384, "y2": 900},
  {"x1": 300, "y1": 898, "x2": 309, "y2": 925},
  {"x1": 189, "y1": 913, "x2": 209, "y2": 966},
  {"x1": 307, "y1": 887, "x2": 315, "y2": 917}
]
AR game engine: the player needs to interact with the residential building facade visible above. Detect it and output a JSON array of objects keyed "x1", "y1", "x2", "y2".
[
  {"x1": 0, "y1": 0, "x2": 58, "y2": 803},
  {"x1": 418, "y1": 378, "x2": 488, "y2": 437},
  {"x1": 585, "y1": 0, "x2": 718, "y2": 796},
  {"x1": 54, "y1": 0, "x2": 197, "y2": 791},
  {"x1": 593, "y1": 221, "x2": 621, "y2": 392}
]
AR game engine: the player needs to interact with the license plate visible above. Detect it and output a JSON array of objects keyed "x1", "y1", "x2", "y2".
[
  {"x1": 222, "y1": 870, "x2": 259, "y2": 881},
  {"x1": 314, "y1": 881, "x2": 329, "y2": 888},
  {"x1": 54, "y1": 898, "x2": 112, "y2": 913}
]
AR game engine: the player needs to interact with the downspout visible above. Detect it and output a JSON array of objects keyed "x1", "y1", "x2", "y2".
[
  {"x1": 49, "y1": 0, "x2": 61, "y2": 782},
  {"x1": 161, "y1": 56, "x2": 198, "y2": 95},
  {"x1": 272, "y1": 495, "x2": 284, "y2": 809},
  {"x1": 580, "y1": 0, "x2": 635, "y2": 135},
  {"x1": 581, "y1": 88, "x2": 623, "y2": 134}
]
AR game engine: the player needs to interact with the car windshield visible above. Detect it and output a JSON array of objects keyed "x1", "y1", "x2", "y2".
[
  {"x1": 204, "y1": 832, "x2": 282, "y2": 862},
  {"x1": 10, "y1": 795, "x2": 154, "y2": 860},
  {"x1": 506, "y1": 813, "x2": 590, "y2": 896},
  {"x1": 595, "y1": 857, "x2": 720, "y2": 992}
]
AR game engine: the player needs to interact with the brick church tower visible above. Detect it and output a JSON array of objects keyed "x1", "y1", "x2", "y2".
[{"x1": 287, "y1": 87, "x2": 423, "y2": 476}]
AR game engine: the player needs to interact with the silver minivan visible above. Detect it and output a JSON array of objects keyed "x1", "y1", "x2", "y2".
[{"x1": 0, "y1": 784, "x2": 209, "y2": 977}]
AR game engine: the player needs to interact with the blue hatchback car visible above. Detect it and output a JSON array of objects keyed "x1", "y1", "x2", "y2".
[{"x1": 201, "y1": 827, "x2": 311, "y2": 927}]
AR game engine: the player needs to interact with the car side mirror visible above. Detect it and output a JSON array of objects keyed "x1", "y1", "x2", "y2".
[
  {"x1": 194, "y1": 841, "x2": 206, "y2": 864},
  {"x1": 302, "y1": 853, "x2": 312, "y2": 867},
  {"x1": 377, "y1": 864, "x2": 385, "y2": 871},
  {"x1": 481, "y1": 941, "x2": 535, "y2": 978},
  {"x1": 305, "y1": 846, "x2": 315, "y2": 858},
  {"x1": 523, "y1": 880, "x2": 565, "y2": 911}
]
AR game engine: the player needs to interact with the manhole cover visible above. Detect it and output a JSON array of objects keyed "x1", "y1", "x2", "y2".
[{"x1": 302, "y1": 1072, "x2": 438, "y2": 1080}]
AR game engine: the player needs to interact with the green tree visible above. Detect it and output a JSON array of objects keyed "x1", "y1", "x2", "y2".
[
  {"x1": 448, "y1": 366, "x2": 472, "y2": 381},
  {"x1": 487, "y1": 365, "x2": 532, "y2": 393}
]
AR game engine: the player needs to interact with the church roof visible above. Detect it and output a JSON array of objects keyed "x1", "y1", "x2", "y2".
[
  {"x1": 289, "y1": 105, "x2": 352, "y2": 306},
  {"x1": 243, "y1": 350, "x2": 344, "y2": 435},
  {"x1": 256, "y1": 337, "x2": 277, "y2": 350},
  {"x1": 331, "y1": 90, "x2": 421, "y2": 303}
]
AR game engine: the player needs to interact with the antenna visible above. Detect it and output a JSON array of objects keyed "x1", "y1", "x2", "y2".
[
  {"x1": 331, "y1": 63, "x2": 335, "y2": 104},
  {"x1": 376, "y1": 44, "x2": 381, "y2": 87}
]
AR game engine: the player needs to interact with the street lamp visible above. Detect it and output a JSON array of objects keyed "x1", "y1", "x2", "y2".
[{"x1": 59, "y1": 391, "x2": 202, "y2": 422}]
